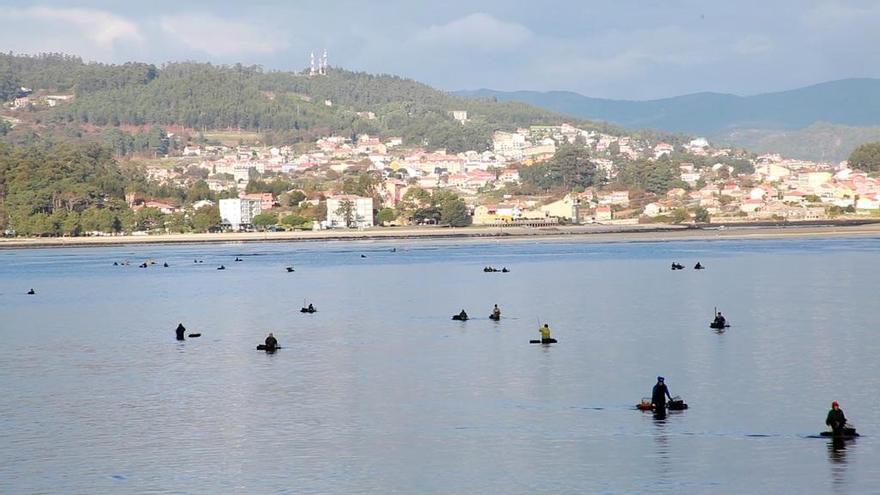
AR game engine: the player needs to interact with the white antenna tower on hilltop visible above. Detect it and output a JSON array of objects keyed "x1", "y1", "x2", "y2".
[
  {"x1": 320, "y1": 49, "x2": 328, "y2": 75},
  {"x1": 309, "y1": 52, "x2": 316, "y2": 76}
]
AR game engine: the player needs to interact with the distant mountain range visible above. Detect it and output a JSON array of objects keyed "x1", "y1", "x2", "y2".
[{"x1": 457, "y1": 79, "x2": 880, "y2": 161}]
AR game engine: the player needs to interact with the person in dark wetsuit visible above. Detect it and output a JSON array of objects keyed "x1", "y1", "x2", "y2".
[
  {"x1": 307, "y1": 303, "x2": 315, "y2": 312},
  {"x1": 652, "y1": 376, "x2": 672, "y2": 411},
  {"x1": 264, "y1": 332, "x2": 278, "y2": 351},
  {"x1": 826, "y1": 401, "x2": 847, "y2": 436},
  {"x1": 175, "y1": 323, "x2": 186, "y2": 341},
  {"x1": 713, "y1": 312, "x2": 726, "y2": 328}
]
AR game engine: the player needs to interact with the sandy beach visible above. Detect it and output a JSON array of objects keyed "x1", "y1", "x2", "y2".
[{"x1": 2, "y1": 221, "x2": 880, "y2": 249}]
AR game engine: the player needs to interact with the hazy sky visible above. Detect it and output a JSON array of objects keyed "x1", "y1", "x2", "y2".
[{"x1": 1, "y1": 0, "x2": 878, "y2": 99}]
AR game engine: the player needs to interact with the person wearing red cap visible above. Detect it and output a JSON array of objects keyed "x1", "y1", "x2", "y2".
[{"x1": 825, "y1": 401, "x2": 847, "y2": 436}]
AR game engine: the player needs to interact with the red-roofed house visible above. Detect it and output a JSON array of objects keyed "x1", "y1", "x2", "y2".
[
  {"x1": 782, "y1": 190, "x2": 806, "y2": 204},
  {"x1": 740, "y1": 198, "x2": 764, "y2": 213},
  {"x1": 594, "y1": 204, "x2": 612, "y2": 221}
]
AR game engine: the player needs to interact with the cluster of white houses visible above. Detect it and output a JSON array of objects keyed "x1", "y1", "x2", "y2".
[{"x1": 137, "y1": 122, "x2": 880, "y2": 230}]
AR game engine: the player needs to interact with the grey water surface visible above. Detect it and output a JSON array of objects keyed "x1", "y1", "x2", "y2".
[{"x1": 1, "y1": 236, "x2": 879, "y2": 494}]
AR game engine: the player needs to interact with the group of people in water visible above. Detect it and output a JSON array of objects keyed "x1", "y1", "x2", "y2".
[
  {"x1": 112, "y1": 260, "x2": 169, "y2": 268},
  {"x1": 671, "y1": 262, "x2": 704, "y2": 270},
  {"x1": 645, "y1": 376, "x2": 849, "y2": 435},
  {"x1": 483, "y1": 267, "x2": 509, "y2": 273},
  {"x1": 449, "y1": 305, "x2": 555, "y2": 343},
  {"x1": 453, "y1": 304, "x2": 502, "y2": 322},
  {"x1": 163, "y1": 254, "x2": 855, "y2": 439},
  {"x1": 112, "y1": 258, "x2": 245, "y2": 269}
]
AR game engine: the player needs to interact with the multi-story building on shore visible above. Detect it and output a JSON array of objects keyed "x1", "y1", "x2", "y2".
[{"x1": 219, "y1": 198, "x2": 261, "y2": 231}]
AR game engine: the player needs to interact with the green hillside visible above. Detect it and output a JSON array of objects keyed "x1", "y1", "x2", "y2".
[{"x1": 1, "y1": 53, "x2": 616, "y2": 152}]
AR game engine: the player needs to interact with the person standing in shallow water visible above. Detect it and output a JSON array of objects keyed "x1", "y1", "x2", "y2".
[
  {"x1": 264, "y1": 332, "x2": 278, "y2": 351},
  {"x1": 539, "y1": 324, "x2": 552, "y2": 343},
  {"x1": 652, "y1": 376, "x2": 672, "y2": 412},
  {"x1": 826, "y1": 401, "x2": 847, "y2": 436},
  {"x1": 175, "y1": 323, "x2": 186, "y2": 341}
]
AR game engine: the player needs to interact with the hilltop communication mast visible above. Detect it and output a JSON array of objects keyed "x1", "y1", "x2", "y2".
[{"x1": 308, "y1": 50, "x2": 328, "y2": 76}]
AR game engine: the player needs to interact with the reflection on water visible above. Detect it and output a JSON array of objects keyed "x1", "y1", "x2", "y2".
[
  {"x1": 652, "y1": 413, "x2": 672, "y2": 486},
  {"x1": 1, "y1": 237, "x2": 880, "y2": 494},
  {"x1": 828, "y1": 438, "x2": 851, "y2": 492}
]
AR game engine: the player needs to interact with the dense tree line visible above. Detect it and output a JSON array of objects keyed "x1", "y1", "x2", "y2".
[
  {"x1": 101, "y1": 127, "x2": 171, "y2": 157},
  {"x1": 396, "y1": 187, "x2": 471, "y2": 227},
  {"x1": 848, "y1": 142, "x2": 880, "y2": 172},
  {"x1": 521, "y1": 144, "x2": 598, "y2": 191},
  {"x1": 0, "y1": 140, "x2": 226, "y2": 235},
  {"x1": 616, "y1": 156, "x2": 686, "y2": 195},
  {"x1": 0, "y1": 140, "x2": 130, "y2": 234}
]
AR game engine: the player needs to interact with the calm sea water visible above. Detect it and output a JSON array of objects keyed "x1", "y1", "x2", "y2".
[{"x1": 1, "y1": 236, "x2": 879, "y2": 494}]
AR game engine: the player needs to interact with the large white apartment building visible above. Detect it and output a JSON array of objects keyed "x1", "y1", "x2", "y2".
[
  {"x1": 326, "y1": 195, "x2": 374, "y2": 228},
  {"x1": 219, "y1": 198, "x2": 261, "y2": 230}
]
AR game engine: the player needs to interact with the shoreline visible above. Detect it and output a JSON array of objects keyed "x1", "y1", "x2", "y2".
[{"x1": 2, "y1": 222, "x2": 880, "y2": 249}]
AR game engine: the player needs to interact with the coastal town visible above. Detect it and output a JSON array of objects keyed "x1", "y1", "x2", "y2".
[
  {"x1": 3, "y1": 53, "x2": 880, "y2": 238},
  {"x1": 116, "y1": 123, "x2": 880, "y2": 234}
]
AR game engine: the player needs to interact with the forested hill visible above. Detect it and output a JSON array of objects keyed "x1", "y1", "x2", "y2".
[{"x1": 0, "y1": 53, "x2": 617, "y2": 152}]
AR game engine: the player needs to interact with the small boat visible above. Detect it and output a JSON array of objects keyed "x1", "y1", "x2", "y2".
[
  {"x1": 820, "y1": 426, "x2": 859, "y2": 439},
  {"x1": 26, "y1": 288, "x2": 35, "y2": 295},
  {"x1": 301, "y1": 307, "x2": 317, "y2": 313},
  {"x1": 256, "y1": 344, "x2": 281, "y2": 352},
  {"x1": 234, "y1": 257, "x2": 243, "y2": 262},
  {"x1": 452, "y1": 314, "x2": 468, "y2": 321},
  {"x1": 529, "y1": 338, "x2": 557, "y2": 344},
  {"x1": 217, "y1": 265, "x2": 226, "y2": 270},
  {"x1": 286, "y1": 267, "x2": 295, "y2": 272},
  {"x1": 187, "y1": 333, "x2": 201, "y2": 338},
  {"x1": 489, "y1": 314, "x2": 501, "y2": 321},
  {"x1": 709, "y1": 322, "x2": 730, "y2": 329},
  {"x1": 637, "y1": 398, "x2": 653, "y2": 411},
  {"x1": 667, "y1": 397, "x2": 689, "y2": 410}
]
